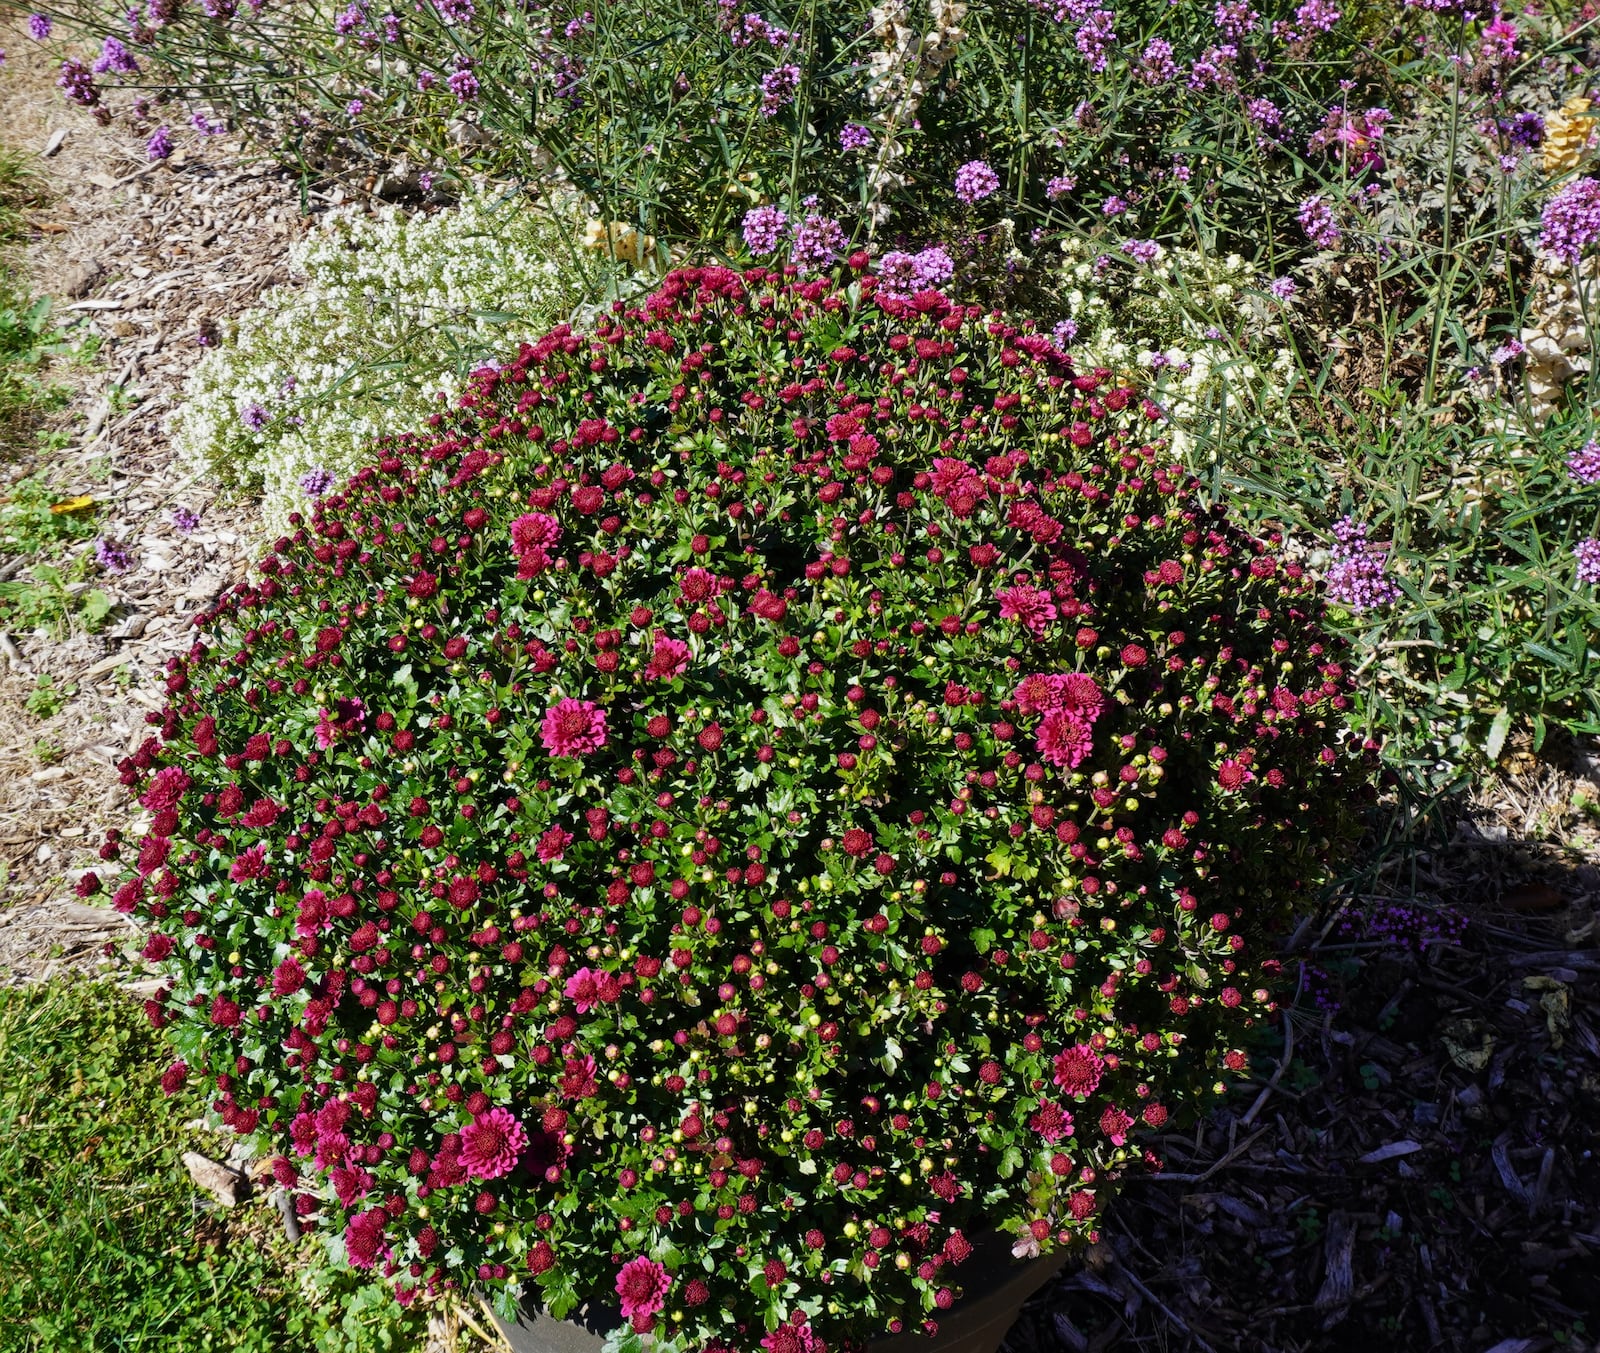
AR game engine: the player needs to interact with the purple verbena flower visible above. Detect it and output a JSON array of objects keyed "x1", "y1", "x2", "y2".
[
  {"x1": 1298, "y1": 194, "x2": 1342, "y2": 249},
  {"x1": 1139, "y1": 39, "x2": 1178, "y2": 85},
  {"x1": 92, "y1": 35, "x2": 139, "y2": 76},
  {"x1": 1246, "y1": 97, "x2": 1281, "y2": 130},
  {"x1": 170, "y1": 506, "x2": 201, "y2": 534},
  {"x1": 1101, "y1": 194, "x2": 1128, "y2": 216},
  {"x1": 94, "y1": 537, "x2": 133, "y2": 574},
  {"x1": 435, "y1": 0, "x2": 474, "y2": 22},
  {"x1": 146, "y1": 125, "x2": 173, "y2": 160},
  {"x1": 954, "y1": 160, "x2": 1000, "y2": 205},
  {"x1": 299, "y1": 466, "x2": 337, "y2": 498},
  {"x1": 1046, "y1": 174, "x2": 1077, "y2": 199},
  {"x1": 741, "y1": 205, "x2": 788, "y2": 255},
  {"x1": 1578, "y1": 538, "x2": 1600, "y2": 585},
  {"x1": 241, "y1": 402, "x2": 270, "y2": 431},
  {"x1": 1269, "y1": 276, "x2": 1296, "y2": 299},
  {"x1": 1540, "y1": 177, "x2": 1600, "y2": 267},
  {"x1": 28, "y1": 13, "x2": 52, "y2": 39},
  {"x1": 789, "y1": 210, "x2": 847, "y2": 274},
  {"x1": 1567, "y1": 440, "x2": 1600, "y2": 484},
  {"x1": 839, "y1": 123, "x2": 873, "y2": 151},
  {"x1": 58, "y1": 59, "x2": 99, "y2": 107},
  {"x1": 1325, "y1": 515, "x2": 1401, "y2": 610},
  {"x1": 448, "y1": 64, "x2": 479, "y2": 101},
  {"x1": 1294, "y1": 0, "x2": 1341, "y2": 31},
  {"x1": 1074, "y1": 9, "x2": 1115, "y2": 72},
  {"x1": 1501, "y1": 112, "x2": 1544, "y2": 150},
  {"x1": 759, "y1": 63, "x2": 800, "y2": 117},
  {"x1": 1122, "y1": 238, "x2": 1160, "y2": 264}
]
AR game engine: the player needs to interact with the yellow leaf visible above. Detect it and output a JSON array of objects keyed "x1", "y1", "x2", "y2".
[{"x1": 49, "y1": 495, "x2": 96, "y2": 515}]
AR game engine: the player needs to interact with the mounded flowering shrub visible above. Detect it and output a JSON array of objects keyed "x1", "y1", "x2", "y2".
[{"x1": 105, "y1": 263, "x2": 1368, "y2": 1352}]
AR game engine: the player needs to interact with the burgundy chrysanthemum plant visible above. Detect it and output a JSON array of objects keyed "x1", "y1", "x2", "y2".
[{"x1": 103, "y1": 261, "x2": 1369, "y2": 1353}]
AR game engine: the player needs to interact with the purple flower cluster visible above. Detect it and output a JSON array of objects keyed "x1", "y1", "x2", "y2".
[
  {"x1": 448, "y1": 63, "x2": 479, "y2": 101},
  {"x1": 1336, "y1": 900, "x2": 1466, "y2": 955},
  {"x1": 1269, "y1": 276, "x2": 1297, "y2": 299},
  {"x1": 170, "y1": 506, "x2": 202, "y2": 534},
  {"x1": 1567, "y1": 440, "x2": 1600, "y2": 484},
  {"x1": 28, "y1": 12, "x2": 51, "y2": 39},
  {"x1": 92, "y1": 36, "x2": 140, "y2": 76},
  {"x1": 435, "y1": 0, "x2": 474, "y2": 23},
  {"x1": 1576, "y1": 538, "x2": 1600, "y2": 586},
  {"x1": 241, "y1": 402, "x2": 270, "y2": 432},
  {"x1": 147, "y1": 126, "x2": 173, "y2": 160},
  {"x1": 94, "y1": 537, "x2": 133, "y2": 574},
  {"x1": 740, "y1": 204, "x2": 788, "y2": 255},
  {"x1": 1298, "y1": 194, "x2": 1342, "y2": 249},
  {"x1": 954, "y1": 160, "x2": 1000, "y2": 205},
  {"x1": 1139, "y1": 38, "x2": 1178, "y2": 85},
  {"x1": 1324, "y1": 515, "x2": 1401, "y2": 610},
  {"x1": 1246, "y1": 97, "x2": 1282, "y2": 131},
  {"x1": 1294, "y1": 0, "x2": 1341, "y2": 32},
  {"x1": 839, "y1": 123, "x2": 872, "y2": 151},
  {"x1": 759, "y1": 63, "x2": 800, "y2": 118},
  {"x1": 1121, "y1": 239, "x2": 1160, "y2": 264},
  {"x1": 1046, "y1": 174, "x2": 1077, "y2": 199},
  {"x1": 1074, "y1": 9, "x2": 1116, "y2": 72},
  {"x1": 58, "y1": 59, "x2": 99, "y2": 108},
  {"x1": 299, "y1": 466, "x2": 338, "y2": 498},
  {"x1": 1500, "y1": 112, "x2": 1545, "y2": 150},
  {"x1": 875, "y1": 246, "x2": 954, "y2": 300},
  {"x1": 789, "y1": 208, "x2": 847, "y2": 274},
  {"x1": 1540, "y1": 177, "x2": 1600, "y2": 267}
]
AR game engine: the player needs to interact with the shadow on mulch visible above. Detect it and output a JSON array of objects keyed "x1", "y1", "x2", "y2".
[{"x1": 1008, "y1": 830, "x2": 1600, "y2": 1353}]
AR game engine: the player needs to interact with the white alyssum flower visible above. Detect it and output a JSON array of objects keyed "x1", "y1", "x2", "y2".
[{"x1": 170, "y1": 191, "x2": 601, "y2": 529}]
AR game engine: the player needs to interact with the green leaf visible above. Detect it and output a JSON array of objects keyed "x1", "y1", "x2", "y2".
[{"x1": 1485, "y1": 707, "x2": 1512, "y2": 763}]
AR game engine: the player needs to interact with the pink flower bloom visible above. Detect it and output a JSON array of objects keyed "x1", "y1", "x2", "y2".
[
  {"x1": 646, "y1": 631, "x2": 691, "y2": 680},
  {"x1": 565, "y1": 966, "x2": 601, "y2": 1013},
  {"x1": 559, "y1": 1054, "x2": 599, "y2": 1100},
  {"x1": 139, "y1": 766, "x2": 191, "y2": 812},
  {"x1": 459, "y1": 1107, "x2": 529, "y2": 1180},
  {"x1": 536, "y1": 824, "x2": 573, "y2": 862},
  {"x1": 1052, "y1": 1043, "x2": 1105, "y2": 1097},
  {"x1": 1099, "y1": 1104, "x2": 1134, "y2": 1146},
  {"x1": 1029, "y1": 1097, "x2": 1075, "y2": 1144},
  {"x1": 511, "y1": 512, "x2": 561, "y2": 578},
  {"x1": 1013, "y1": 672, "x2": 1105, "y2": 720},
  {"x1": 761, "y1": 1315, "x2": 823, "y2": 1353},
  {"x1": 615, "y1": 1255, "x2": 672, "y2": 1319},
  {"x1": 229, "y1": 844, "x2": 267, "y2": 882},
  {"x1": 344, "y1": 1208, "x2": 389, "y2": 1269},
  {"x1": 1035, "y1": 708, "x2": 1094, "y2": 768},
  {"x1": 1217, "y1": 758, "x2": 1255, "y2": 791},
  {"x1": 541, "y1": 698, "x2": 608, "y2": 757},
  {"x1": 511, "y1": 511, "x2": 561, "y2": 553},
  {"x1": 997, "y1": 585, "x2": 1058, "y2": 638}
]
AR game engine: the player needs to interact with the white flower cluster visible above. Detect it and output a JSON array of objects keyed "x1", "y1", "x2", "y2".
[
  {"x1": 861, "y1": 0, "x2": 968, "y2": 224},
  {"x1": 170, "y1": 193, "x2": 598, "y2": 529},
  {"x1": 1057, "y1": 239, "x2": 1296, "y2": 460}
]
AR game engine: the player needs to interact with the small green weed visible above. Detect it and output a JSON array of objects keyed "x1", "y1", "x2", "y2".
[
  {"x1": 24, "y1": 673, "x2": 75, "y2": 718},
  {"x1": 0, "y1": 561, "x2": 113, "y2": 636},
  {"x1": 0, "y1": 475, "x2": 98, "y2": 554},
  {"x1": 32, "y1": 738, "x2": 65, "y2": 765}
]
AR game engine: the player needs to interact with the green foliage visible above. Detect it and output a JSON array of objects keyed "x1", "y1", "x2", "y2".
[
  {"x1": 25, "y1": 673, "x2": 76, "y2": 719},
  {"x1": 0, "y1": 979, "x2": 435, "y2": 1353}
]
